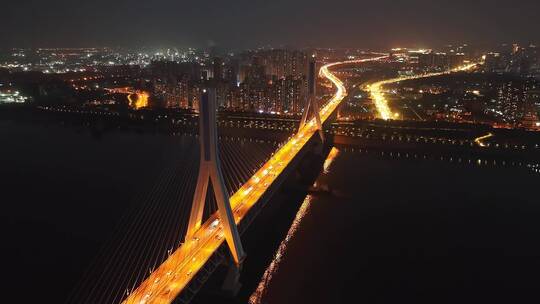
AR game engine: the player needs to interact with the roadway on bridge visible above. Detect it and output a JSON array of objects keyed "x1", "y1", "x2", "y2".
[
  {"x1": 367, "y1": 63, "x2": 477, "y2": 120},
  {"x1": 122, "y1": 55, "x2": 387, "y2": 304}
]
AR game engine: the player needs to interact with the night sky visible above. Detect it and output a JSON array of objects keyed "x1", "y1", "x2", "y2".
[{"x1": 2, "y1": 0, "x2": 539, "y2": 49}]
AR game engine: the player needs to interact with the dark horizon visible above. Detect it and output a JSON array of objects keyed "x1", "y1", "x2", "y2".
[{"x1": 2, "y1": 0, "x2": 540, "y2": 50}]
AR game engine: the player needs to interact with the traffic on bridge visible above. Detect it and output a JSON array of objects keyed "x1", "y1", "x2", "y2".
[{"x1": 122, "y1": 54, "x2": 387, "y2": 304}]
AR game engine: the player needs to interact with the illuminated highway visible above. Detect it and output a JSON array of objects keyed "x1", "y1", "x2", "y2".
[
  {"x1": 121, "y1": 55, "x2": 387, "y2": 304},
  {"x1": 366, "y1": 63, "x2": 477, "y2": 120},
  {"x1": 474, "y1": 133, "x2": 494, "y2": 147},
  {"x1": 128, "y1": 92, "x2": 149, "y2": 109},
  {"x1": 105, "y1": 87, "x2": 149, "y2": 109}
]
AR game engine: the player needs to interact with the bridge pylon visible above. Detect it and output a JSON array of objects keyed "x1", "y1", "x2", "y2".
[
  {"x1": 299, "y1": 55, "x2": 325, "y2": 142},
  {"x1": 186, "y1": 88, "x2": 246, "y2": 266}
]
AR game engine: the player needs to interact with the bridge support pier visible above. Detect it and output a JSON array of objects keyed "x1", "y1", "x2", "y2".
[{"x1": 220, "y1": 262, "x2": 242, "y2": 297}]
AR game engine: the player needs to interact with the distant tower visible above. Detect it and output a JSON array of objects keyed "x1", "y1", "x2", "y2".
[
  {"x1": 186, "y1": 88, "x2": 246, "y2": 265},
  {"x1": 299, "y1": 55, "x2": 325, "y2": 141}
]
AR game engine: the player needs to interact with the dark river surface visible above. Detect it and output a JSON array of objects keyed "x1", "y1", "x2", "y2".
[
  {"x1": 256, "y1": 148, "x2": 540, "y2": 304},
  {"x1": 0, "y1": 121, "x2": 186, "y2": 302},
  {"x1": 2, "y1": 117, "x2": 540, "y2": 303}
]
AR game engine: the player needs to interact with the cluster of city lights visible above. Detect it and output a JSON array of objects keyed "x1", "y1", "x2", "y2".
[
  {"x1": 128, "y1": 92, "x2": 149, "y2": 109},
  {"x1": 0, "y1": 90, "x2": 29, "y2": 104},
  {"x1": 105, "y1": 87, "x2": 149, "y2": 109}
]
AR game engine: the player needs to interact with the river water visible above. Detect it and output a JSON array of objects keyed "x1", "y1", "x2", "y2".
[
  {"x1": 0, "y1": 120, "x2": 278, "y2": 303},
  {"x1": 254, "y1": 147, "x2": 540, "y2": 304}
]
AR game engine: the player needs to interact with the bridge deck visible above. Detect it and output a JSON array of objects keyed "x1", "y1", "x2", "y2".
[{"x1": 122, "y1": 56, "x2": 385, "y2": 304}]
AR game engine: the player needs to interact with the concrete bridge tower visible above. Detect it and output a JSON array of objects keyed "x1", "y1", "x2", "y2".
[
  {"x1": 186, "y1": 88, "x2": 246, "y2": 266},
  {"x1": 299, "y1": 54, "x2": 325, "y2": 141}
]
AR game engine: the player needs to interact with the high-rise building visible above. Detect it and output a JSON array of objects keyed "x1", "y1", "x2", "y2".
[
  {"x1": 418, "y1": 52, "x2": 464, "y2": 71},
  {"x1": 484, "y1": 53, "x2": 503, "y2": 72},
  {"x1": 212, "y1": 57, "x2": 224, "y2": 80},
  {"x1": 257, "y1": 49, "x2": 308, "y2": 79},
  {"x1": 224, "y1": 59, "x2": 240, "y2": 87},
  {"x1": 278, "y1": 75, "x2": 305, "y2": 113}
]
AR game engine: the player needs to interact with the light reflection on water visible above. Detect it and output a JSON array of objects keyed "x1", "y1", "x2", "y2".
[
  {"x1": 338, "y1": 146, "x2": 540, "y2": 175},
  {"x1": 248, "y1": 144, "x2": 540, "y2": 303},
  {"x1": 249, "y1": 147, "x2": 341, "y2": 304},
  {"x1": 248, "y1": 195, "x2": 314, "y2": 304}
]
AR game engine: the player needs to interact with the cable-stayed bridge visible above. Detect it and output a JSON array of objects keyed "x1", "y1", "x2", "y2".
[{"x1": 68, "y1": 55, "x2": 386, "y2": 304}]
